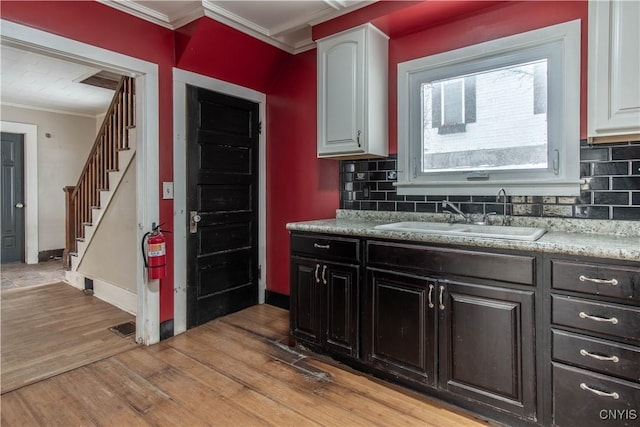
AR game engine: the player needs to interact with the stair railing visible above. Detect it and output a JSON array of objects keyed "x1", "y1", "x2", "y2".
[{"x1": 63, "y1": 76, "x2": 135, "y2": 269}]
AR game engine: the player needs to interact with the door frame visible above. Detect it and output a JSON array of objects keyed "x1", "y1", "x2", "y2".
[
  {"x1": 0, "y1": 124, "x2": 38, "y2": 264},
  {"x1": 1, "y1": 20, "x2": 161, "y2": 345},
  {"x1": 172, "y1": 68, "x2": 267, "y2": 336}
]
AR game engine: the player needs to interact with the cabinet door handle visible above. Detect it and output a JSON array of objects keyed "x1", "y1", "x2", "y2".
[
  {"x1": 579, "y1": 311, "x2": 618, "y2": 325},
  {"x1": 579, "y1": 275, "x2": 618, "y2": 286},
  {"x1": 427, "y1": 284, "x2": 434, "y2": 309},
  {"x1": 321, "y1": 265, "x2": 327, "y2": 285},
  {"x1": 314, "y1": 264, "x2": 320, "y2": 284},
  {"x1": 580, "y1": 349, "x2": 619, "y2": 363},
  {"x1": 313, "y1": 243, "x2": 330, "y2": 250},
  {"x1": 438, "y1": 285, "x2": 445, "y2": 310},
  {"x1": 356, "y1": 130, "x2": 361, "y2": 147},
  {"x1": 579, "y1": 383, "x2": 620, "y2": 400}
]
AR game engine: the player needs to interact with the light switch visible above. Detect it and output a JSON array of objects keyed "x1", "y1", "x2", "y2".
[{"x1": 162, "y1": 182, "x2": 174, "y2": 199}]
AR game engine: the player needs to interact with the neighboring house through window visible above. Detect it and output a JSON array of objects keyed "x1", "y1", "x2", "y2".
[{"x1": 430, "y1": 76, "x2": 476, "y2": 135}]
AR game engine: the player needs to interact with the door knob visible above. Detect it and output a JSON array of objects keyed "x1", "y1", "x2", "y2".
[
  {"x1": 15, "y1": 203, "x2": 24, "y2": 209},
  {"x1": 189, "y1": 211, "x2": 201, "y2": 234}
]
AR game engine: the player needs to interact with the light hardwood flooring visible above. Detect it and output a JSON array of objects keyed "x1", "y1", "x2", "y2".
[
  {"x1": 1, "y1": 282, "x2": 138, "y2": 394},
  {"x1": 1, "y1": 290, "x2": 490, "y2": 426}
]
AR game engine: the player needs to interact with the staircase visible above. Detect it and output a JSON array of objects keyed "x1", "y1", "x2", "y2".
[{"x1": 63, "y1": 76, "x2": 135, "y2": 274}]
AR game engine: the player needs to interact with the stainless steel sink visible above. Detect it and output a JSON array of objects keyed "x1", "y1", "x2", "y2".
[{"x1": 374, "y1": 221, "x2": 546, "y2": 241}]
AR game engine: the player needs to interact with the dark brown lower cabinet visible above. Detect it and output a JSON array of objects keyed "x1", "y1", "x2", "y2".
[
  {"x1": 552, "y1": 363, "x2": 640, "y2": 427},
  {"x1": 439, "y1": 280, "x2": 536, "y2": 420},
  {"x1": 364, "y1": 269, "x2": 437, "y2": 387},
  {"x1": 290, "y1": 233, "x2": 540, "y2": 425},
  {"x1": 290, "y1": 256, "x2": 359, "y2": 358},
  {"x1": 363, "y1": 270, "x2": 536, "y2": 419}
]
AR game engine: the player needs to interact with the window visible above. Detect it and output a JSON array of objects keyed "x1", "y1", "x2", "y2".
[{"x1": 397, "y1": 20, "x2": 581, "y2": 196}]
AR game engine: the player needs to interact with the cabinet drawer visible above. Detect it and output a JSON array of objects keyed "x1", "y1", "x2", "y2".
[
  {"x1": 552, "y1": 363, "x2": 640, "y2": 427},
  {"x1": 552, "y1": 295, "x2": 640, "y2": 343},
  {"x1": 291, "y1": 234, "x2": 360, "y2": 262},
  {"x1": 552, "y1": 260, "x2": 640, "y2": 302},
  {"x1": 366, "y1": 241, "x2": 534, "y2": 285},
  {"x1": 552, "y1": 329, "x2": 640, "y2": 382}
]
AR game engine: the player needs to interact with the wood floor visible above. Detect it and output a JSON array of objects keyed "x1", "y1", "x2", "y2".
[
  {"x1": 1, "y1": 290, "x2": 490, "y2": 427},
  {"x1": 1, "y1": 282, "x2": 138, "y2": 394}
]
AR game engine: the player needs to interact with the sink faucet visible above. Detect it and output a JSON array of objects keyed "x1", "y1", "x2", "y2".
[
  {"x1": 442, "y1": 200, "x2": 472, "y2": 224},
  {"x1": 496, "y1": 188, "x2": 511, "y2": 226}
]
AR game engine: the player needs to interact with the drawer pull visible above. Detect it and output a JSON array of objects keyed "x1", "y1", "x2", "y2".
[
  {"x1": 579, "y1": 275, "x2": 618, "y2": 286},
  {"x1": 314, "y1": 264, "x2": 320, "y2": 284},
  {"x1": 579, "y1": 311, "x2": 618, "y2": 325},
  {"x1": 579, "y1": 349, "x2": 619, "y2": 363},
  {"x1": 428, "y1": 284, "x2": 434, "y2": 309},
  {"x1": 579, "y1": 383, "x2": 620, "y2": 400},
  {"x1": 313, "y1": 243, "x2": 330, "y2": 250}
]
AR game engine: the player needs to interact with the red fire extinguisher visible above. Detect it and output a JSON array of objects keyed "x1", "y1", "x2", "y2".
[{"x1": 142, "y1": 224, "x2": 167, "y2": 280}]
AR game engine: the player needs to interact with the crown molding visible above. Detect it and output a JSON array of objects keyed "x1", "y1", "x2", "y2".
[
  {"x1": 98, "y1": 0, "x2": 203, "y2": 30},
  {"x1": 99, "y1": 0, "x2": 377, "y2": 54}
]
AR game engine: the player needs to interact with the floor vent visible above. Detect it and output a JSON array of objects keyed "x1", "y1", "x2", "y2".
[{"x1": 109, "y1": 321, "x2": 135, "y2": 338}]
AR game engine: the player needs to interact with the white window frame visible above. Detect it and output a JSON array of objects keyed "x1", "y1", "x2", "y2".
[{"x1": 396, "y1": 20, "x2": 582, "y2": 196}]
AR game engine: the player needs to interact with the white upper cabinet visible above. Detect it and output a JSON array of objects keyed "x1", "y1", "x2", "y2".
[
  {"x1": 317, "y1": 23, "x2": 389, "y2": 158},
  {"x1": 588, "y1": 0, "x2": 640, "y2": 141}
]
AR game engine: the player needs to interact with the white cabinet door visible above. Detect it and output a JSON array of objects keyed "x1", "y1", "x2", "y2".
[
  {"x1": 317, "y1": 24, "x2": 388, "y2": 159},
  {"x1": 588, "y1": 0, "x2": 640, "y2": 140},
  {"x1": 318, "y1": 29, "x2": 365, "y2": 156}
]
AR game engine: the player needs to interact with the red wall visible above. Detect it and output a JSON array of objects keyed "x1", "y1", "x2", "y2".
[
  {"x1": 266, "y1": 50, "x2": 340, "y2": 294},
  {"x1": 174, "y1": 18, "x2": 290, "y2": 94}
]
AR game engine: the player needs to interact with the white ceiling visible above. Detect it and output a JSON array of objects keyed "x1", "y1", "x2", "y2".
[
  {"x1": 0, "y1": 45, "x2": 116, "y2": 117},
  {"x1": 100, "y1": 0, "x2": 375, "y2": 53},
  {"x1": 0, "y1": 1, "x2": 373, "y2": 116}
]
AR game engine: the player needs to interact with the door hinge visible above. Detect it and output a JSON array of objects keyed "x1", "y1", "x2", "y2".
[
  {"x1": 258, "y1": 265, "x2": 262, "y2": 280},
  {"x1": 258, "y1": 121, "x2": 262, "y2": 135}
]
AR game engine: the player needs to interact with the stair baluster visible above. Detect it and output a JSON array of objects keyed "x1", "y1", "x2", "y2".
[{"x1": 63, "y1": 76, "x2": 135, "y2": 269}]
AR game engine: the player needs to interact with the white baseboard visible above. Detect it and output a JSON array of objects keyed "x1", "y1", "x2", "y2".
[{"x1": 67, "y1": 272, "x2": 137, "y2": 315}]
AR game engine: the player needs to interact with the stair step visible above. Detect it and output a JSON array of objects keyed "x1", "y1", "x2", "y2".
[
  {"x1": 69, "y1": 252, "x2": 78, "y2": 257},
  {"x1": 107, "y1": 168, "x2": 119, "y2": 172},
  {"x1": 76, "y1": 237, "x2": 85, "y2": 242},
  {"x1": 116, "y1": 147, "x2": 130, "y2": 151}
]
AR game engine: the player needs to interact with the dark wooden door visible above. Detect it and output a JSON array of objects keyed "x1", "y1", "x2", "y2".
[
  {"x1": 1, "y1": 132, "x2": 25, "y2": 264},
  {"x1": 438, "y1": 280, "x2": 536, "y2": 419},
  {"x1": 324, "y1": 261, "x2": 359, "y2": 358},
  {"x1": 290, "y1": 256, "x2": 322, "y2": 345},
  {"x1": 364, "y1": 269, "x2": 437, "y2": 387},
  {"x1": 186, "y1": 86, "x2": 259, "y2": 328}
]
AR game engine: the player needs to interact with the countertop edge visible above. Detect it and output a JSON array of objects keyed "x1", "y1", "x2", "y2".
[{"x1": 286, "y1": 220, "x2": 640, "y2": 262}]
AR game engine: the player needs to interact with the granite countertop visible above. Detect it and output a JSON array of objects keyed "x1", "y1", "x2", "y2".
[{"x1": 286, "y1": 210, "x2": 640, "y2": 262}]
